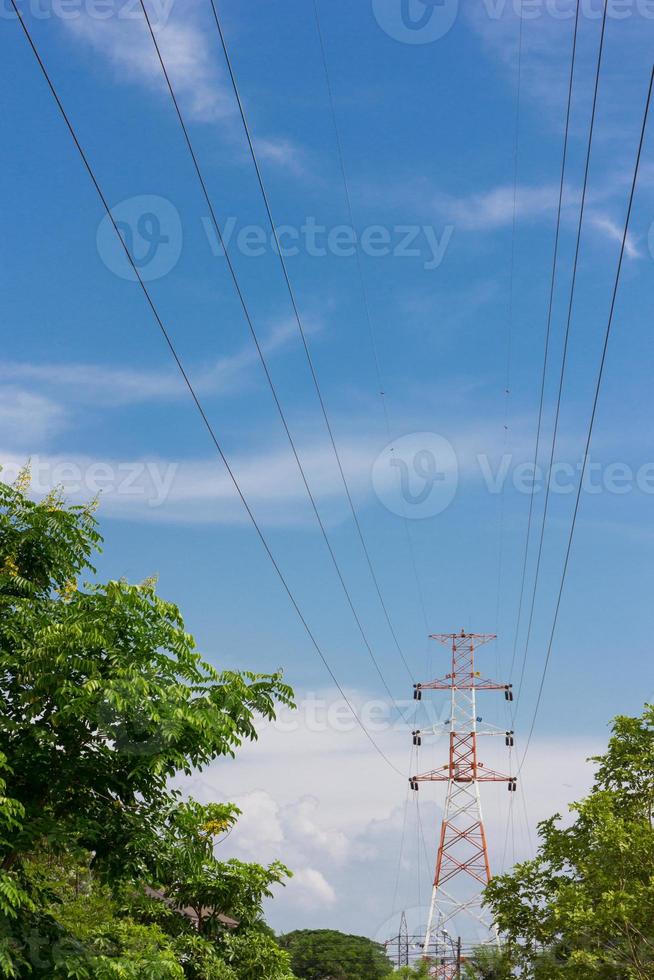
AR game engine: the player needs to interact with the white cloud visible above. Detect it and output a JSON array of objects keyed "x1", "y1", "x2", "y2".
[
  {"x1": 587, "y1": 211, "x2": 641, "y2": 258},
  {"x1": 291, "y1": 868, "x2": 336, "y2": 908},
  {"x1": 0, "y1": 404, "x2": 589, "y2": 527},
  {"x1": 281, "y1": 796, "x2": 350, "y2": 864},
  {"x1": 229, "y1": 790, "x2": 285, "y2": 853},
  {"x1": 177, "y1": 688, "x2": 605, "y2": 937},
  {"x1": 430, "y1": 183, "x2": 643, "y2": 260},
  {"x1": 0, "y1": 318, "x2": 307, "y2": 407},
  {"x1": 433, "y1": 183, "x2": 559, "y2": 231},
  {"x1": 63, "y1": 4, "x2": 233, "y2": 123},
  {"x1": 256, "y1": 137, "x2": 307, "y2": 178},
  {"x1": 0, "y1": 362, "x2": 185, "y2": 407},
  {"x1": 0, "y1": 435, "x2": 375, "y2": 527},
  {"x1": 59, "y1": 3, "x2": 309, "y2": 178},
  {"x1": 0, "y1": 387, "x2": 66, "y2": 446}
]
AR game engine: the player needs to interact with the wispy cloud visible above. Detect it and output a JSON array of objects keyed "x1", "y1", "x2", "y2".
[
  {"x1": 256, "y1": 137, "x2": 308, "y2": 178},
  {"x1": 64, "y1": 4, "x2": 233, "y2": 124},
  {"x1": 0, "y1": 410, "x2": 584, "y2": 527},
  {"x1": 0, "y1": 387, "x2": 66, "y2": 446},
  {"x1": 587, "y1": 211, "x2": 641, "y2": 258},
  {"x1": 433, "y1": 183, "x2": 559, "y2": 230},
  {"x1": 431, "y1": 182, "x2": 641, "y2": 257},
  {"x1": 60, "y1": 2, "x2": 310, "y2": 178},
  {"x1": 0, "y1": 318, "x2": 309, "y2": 407},
  {"x1": 0, "y1": 437, "x2": 374, "y2": 527},
  {"x1": 464, "y1": 1, "x2": 654, "y2": 148}
]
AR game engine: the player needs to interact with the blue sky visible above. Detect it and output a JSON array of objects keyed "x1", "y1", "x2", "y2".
[{"x1": 2, "y1": 0, "x2": 654, "y2": 939}]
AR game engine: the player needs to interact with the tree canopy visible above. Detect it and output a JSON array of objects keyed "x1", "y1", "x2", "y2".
[
  {"x1": 0, "y1": 472, "x2": 295, "y2": 978},
  {"x1": 484, "y1": 704, "x2": 654, "y2": 978},
  {"x1": 279, "y1": 929, "x2": 393, "y2": 980}
]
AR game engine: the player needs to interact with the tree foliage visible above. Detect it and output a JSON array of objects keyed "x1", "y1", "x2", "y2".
[
  {"x1": 462, "y1": 945, "x2": 514, "y2": 979},
  {"x1": 396, "y1": 960, "x2": 430, "y2": 978},
  {"x1": 484, "y1": 704, "x2": 654, "y2": 979},
  {"x1": 0, "y1": 473, "x2": 295, "y2": 978},
  {"x1": 279, "y1": 929, "x2": 393, "y2": 980}
]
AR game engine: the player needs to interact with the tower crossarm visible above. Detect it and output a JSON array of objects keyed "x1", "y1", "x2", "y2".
[
  {"x1": 410, "y1": 764, "x2": 514, "y2": 784},
  {"x1": 415, "y1": 678, "x2": 509, "y2": 693},
  {"x1": 415, "y1": 721, "x2": 512, "y2": 739},
  {"x1": 429, "y1": 631, "x2": 496, "y2": 647}
]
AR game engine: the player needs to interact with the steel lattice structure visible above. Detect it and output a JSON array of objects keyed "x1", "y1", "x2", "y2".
[
  {"x1": 384, "y1": 911, "x2": 410, "y2": 968},
  {"x1": 410, "y1": 632, "x2": 516, "y2": 976}
]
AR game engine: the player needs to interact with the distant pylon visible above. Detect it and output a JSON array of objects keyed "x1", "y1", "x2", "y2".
[
  {"x1": 384, "y1": 911, "x2": 409, "y2": 967},
  {"x1": 398, "y1": 911, "x2": 409, "y2": 968},
  {"x1": 409, "y1": 631, "x2": 516, "y2": 976}
]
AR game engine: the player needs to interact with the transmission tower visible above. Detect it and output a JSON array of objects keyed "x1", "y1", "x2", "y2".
[
  {"x1": 384, "y1": 911, "x2": 410, "y2": 968},
  {"x1": 409, "y1": 632, "x2": 516, "y2": 975}
]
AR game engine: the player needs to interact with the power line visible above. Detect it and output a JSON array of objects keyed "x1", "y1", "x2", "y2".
[
  {"x1": 519, "y1": 64, "x2": 654, "y2": 773},
  {"x1": 495, "y1": 4, "x2": 525, "y2": 878},
  {"x1": 414, "y1": 791, "x2": 422, "y2": 913},
  {"x1": 495, "y1": 0, "x2": 525, "y2": 648},
  {"x1": 500, "y1": 786, "x2": 516, "y2": 872},
  {"x1": 135, "y1": 0, "x2": 408, "y2": 709},
  {"x1": 206, "y1": 0, "x2": 415, "y2": 683},
  {"x1": 519, "y1": 775, "x2": 535, "y2": 858},
  {"x1": 513, "y1": 0, "x2": 609, "y2": 712},
  {"x1": 311, "y1": 0, "x2": 432, "y2": 648},
  {"x1": 509, "y1": 0, "x2": 581, "y2": 683},
  {"x1": 391, "y1": 747, "x2": 414, "y2": 915},
  {"x1": 9, "y1": 0, "x2": 402, "y2": 777}
]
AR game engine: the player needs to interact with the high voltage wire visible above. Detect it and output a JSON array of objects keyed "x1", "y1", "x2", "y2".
[
  {"x1": 415, "y1": 789, "x2": 433, "y2": 874},
  {"x1": 414, "y1": 791, "x2": 422, "y2": 912},
  {"x1": 311, "y1": 0, "x2": 432, "y2": 653},
  {"x1": 493, "y1": 1, "x2": 525, "y2": 879},
  {"x1": 8, "y1": 0, "x2": 403, "y2": 777},
  {"x1": 500, "y1": 787, "x2": 515, "y2": 872},
  {"x1": 519, "y1": 63, "x2": 654, "y2": 774},
  {"x1": 134, "y1": 0, "x2": 408, "y2": 713},
  {"x1": 206, "y1": 0, "x2": 415, "y2": 684},
  {"x1": 519, "y1": 775, "x2": 535, "y2": 858},
  {"x1": 495, "y1": 0, "x2": 524, "y2": 650},
  {"x1": 514, "y1": 0, "x2": 609, "y2": 714},
  {"x1": 391, "y1": 746, "x2": 414, "y2": 916},
  {"x1": 509, "y1": 0, "x2": 582, "y2": 686}
]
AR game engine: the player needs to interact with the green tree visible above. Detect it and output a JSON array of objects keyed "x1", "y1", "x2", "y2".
[
  {"x1": 279, "y1": 929, "x2": 393, "y2": 979},
  {"x1": 152, "y1": 799, "x2": 290, "y2": 937},
  {"x1": 396, "y1": 960, "x2": 430, "y2": 978},
  {"x1": 0, "y1": 473, "x2": 295, "y2": 978},
  {"x1": 484, "y1": 704, "x2": 654, "y2": 979},
  {"x1": 21, "y1": 852, "x2": 185, "y2": 979},
  {"x1": 462, "y1": 945, "x2": 514, "y2": 978}
]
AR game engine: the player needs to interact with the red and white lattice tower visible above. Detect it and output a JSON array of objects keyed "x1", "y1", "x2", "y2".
[{"x1": 409, "y1": 632, "x2": 516, "y2": 976}]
